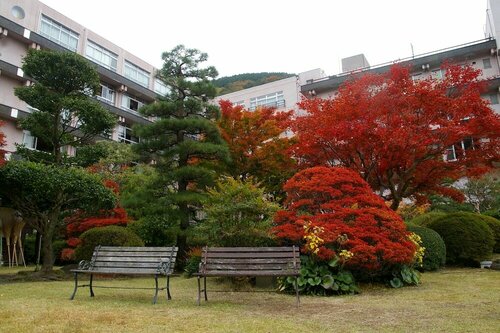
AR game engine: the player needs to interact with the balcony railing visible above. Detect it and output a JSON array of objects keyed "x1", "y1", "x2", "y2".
[{"x1": 249, "y1": 99, "x2": 286, "y2": 111}]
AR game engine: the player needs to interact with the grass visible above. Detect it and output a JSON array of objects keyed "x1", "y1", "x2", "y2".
[{"x1": 0, "y1": 267, "x2": 499, "y2": 332}]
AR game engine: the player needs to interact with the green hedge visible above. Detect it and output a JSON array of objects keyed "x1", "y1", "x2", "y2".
[
  {"x1": 476, "y1": 214, "x2": 500, "y2": 253},
  {"x1": 407, "y1": 224, "x2": 446, "y2": 271},
  {"x1": 75, "y1": 226, "x2": 144, "y2": 262},
  {"x1": 427, "y1": 213, "x2": 494, "y2": 266},
  {"x1": 409, "y1": 212, "x2": 447, "y2": 227}
]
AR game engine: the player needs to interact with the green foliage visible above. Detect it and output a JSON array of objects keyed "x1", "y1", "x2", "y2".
[
  {"x1": 52, "y1": 240, "x2": 67, "y2": 265},
  {"x1": 184, "y1": 251, "x2": 202, "y2": 277},
  {"x1": 428, "y1": 195, "x2": 474, "y2": 213},
  {"x1": 75, "y1": 226, "x2": 144, "y2": 261},
  {"x1": 195, "y1": 178, "x2": 278, "y2": 247},
  {"x1": 390, "y1": 265, "x2": 421, "y2": 288},
  {"x1": 475, "y1": 215, "x2": 500, "y2": 253},
  {"x1": 409, "y1": 212, "x2": 447, "y2": 227},
  {"x1": 460, "y1": 173, "x2": 500, "y2": 213},
  {"x1": 213, "y1": 72, "x2": 295, "y2": 95},
  {"x1": 0, "y1": 161, "x2": 116, "y2": 216},
  {"x1": 133, "y1": 45, "x2": 229, "y2": 258},
  {"x1": 406, "y1": 224, "x2": 446, "y2": 271},
  {"x1": 14, "y1": 49, "x2": 115, "y2": 164},
  {"x1": 278, "y1": 255, "x2": 358, "y2": 295},
  {"x1": 128, "y1": 217, "x2": 177, "y2": 247},
  {"x1": 0, "y1": 160, "x2": 116, "y2": 272},
  {"x1": 428, "y1": 213, "x2": 494, "y2": 265}
]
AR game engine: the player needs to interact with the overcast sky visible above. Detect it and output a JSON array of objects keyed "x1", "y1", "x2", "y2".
[{"x1": 40, "y1": 0, "x2": 489, "y2": 77}]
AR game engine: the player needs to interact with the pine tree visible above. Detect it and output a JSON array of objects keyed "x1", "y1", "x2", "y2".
[{"x1": 134, "y1": 45, "x2": 229, "y2": 259}]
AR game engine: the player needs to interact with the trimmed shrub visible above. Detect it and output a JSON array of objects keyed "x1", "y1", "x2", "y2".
[
  {"x1": 427, "y1": 213, "x2": 494, "y2": 266},
  {"x1": 75, "y1": 226, "x2": 144, "y2": 262},
  {"x1": 407, "y1": 224, "x2": 446, "y2": 271},
  {"x1": 409, "y1": 212, "x2": 446, "y2": 227},
  {"x1": 476, "y1": 214, "x2": 500, "y2": 253}
]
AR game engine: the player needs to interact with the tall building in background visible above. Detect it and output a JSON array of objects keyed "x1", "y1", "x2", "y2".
[{"x1": 0, "y1": 0, "x2": 166, "y2": 158}]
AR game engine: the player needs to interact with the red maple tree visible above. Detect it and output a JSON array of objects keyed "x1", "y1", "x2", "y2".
[
  {"x1": 217, "y1": 100, "x2": 296, "y2": 196},
  {"x1": 0, "y1": 120, "x2": 7, "y2": 166},
  {"x1": 62, "y1": 179, "x2": 129, "y2": 260},
  {"x1": 273, "y1": 166, "x2": 416, "y2": 276},
  {"x1": 291, "y1": 64, "x2": 500, "y2": 209}
]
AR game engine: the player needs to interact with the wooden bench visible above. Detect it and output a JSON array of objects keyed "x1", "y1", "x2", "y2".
[
  {"x1": 70, "y1": 246, "x2": 178, "y2": 304},
  {"x1": 195, "y1": 246, "x2": 301, "y2": 306}
]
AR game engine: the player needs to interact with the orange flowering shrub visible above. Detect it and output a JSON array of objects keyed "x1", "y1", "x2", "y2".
[{"x1": 273, "y1": 166, "x2": 416, "y2": 277}]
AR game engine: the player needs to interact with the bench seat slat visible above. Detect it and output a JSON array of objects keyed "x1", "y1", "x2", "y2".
[
  {"x1": 99, "y1": 246, "x2": 177, "y2": 252},
  {"x1": 74, "y1": 268, "x2": 168, "y2": 275},
  {"x1": 205, "y1": 252, "x2": 294, "y2": 259},
  {"x1": 205, "y1": 258, "x2": 294, "y2": 264},
  {"x1": 93, "y1": 251, "x2": 177, "y2": 258},
  {"x1": 202, "y1": 270, "x2": 299, "y2": 277},
  {"x1": 206, "y1": 247, "x2": 295, "y2": 252},
  {"x1": 95, "y1": 257, "x2": 175, "y2": 263},
  {"x1": 94, "y1": 262, "x2": 167, "y2": 268},
  {"x1": 204, "y1": 264, "x2": 298, "y2": 270}
]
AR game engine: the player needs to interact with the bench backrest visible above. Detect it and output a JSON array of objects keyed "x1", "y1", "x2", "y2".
[
  {"x1": 199, "y1": 246, "x2": 300, "y2": 276},
  {"x1": 89, "y1": 246, "x2": 178, "y2": 275}
]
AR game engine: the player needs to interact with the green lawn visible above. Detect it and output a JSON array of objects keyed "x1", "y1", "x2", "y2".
[{"x1": 0, "y1": 267, "x2": 498, "y2": 333}]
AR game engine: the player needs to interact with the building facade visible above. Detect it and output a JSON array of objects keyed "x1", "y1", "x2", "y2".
[{"x1": 0, "y1": 0, "x2": 165, "y2": 157}]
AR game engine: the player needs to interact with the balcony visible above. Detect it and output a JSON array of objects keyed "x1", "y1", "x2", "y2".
[{"x1": 249, "y1": 99, "x2": 286, "y2": 111}]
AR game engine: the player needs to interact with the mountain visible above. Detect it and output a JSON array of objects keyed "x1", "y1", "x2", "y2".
[{"x1": 213, "y1": 72, "x2": 295, "y2": 95}]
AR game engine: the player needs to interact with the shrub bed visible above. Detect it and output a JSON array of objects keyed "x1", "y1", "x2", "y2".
[
  {"x1": 475, "y1": 214, "x2": 500, "y2": 253},
  {"x1": 427, "y1": 213, "x2": 494, "y2": 266},
  {"x1": 406, "y1": 224, "x2": 446, "y2": 271},
  {"x1": 409, "y1": 212, "x2": 446, "y2": 227},
  {"x1": 75, "y1": 225, "x2": 144, "y2": 262}
]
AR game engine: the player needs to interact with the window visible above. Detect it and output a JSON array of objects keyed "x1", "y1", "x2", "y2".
[
  {"x1": 22, "y1": 130, "x2": 37, "y2": 150},
  {"x1": 430, "y1": 69, "x2": 444, "y2": 80},
  {"x1": 154, "y1": 79, "x2": 169, "y2": 95},
  {"x1": 249, "y1": 91, "x2": 285, "y2": 110},
  {"x1": 86, "y1": 41, "x2": 118, "y2": 71},
  {"x1": 124, "y1": 61, "x2": 150, "y2": 87},
  {"x1": 22, "y1": 130, "x2": 51, "y2": 152},
  {"x1": 117, "y1": 124, "x2": 139, "y2": 144},
  {"x1": 121, "y1": 94, "x2": 144, "y2": 112},
  {"x1": 234, "y1": 100, "x2": 245, "y2": 107},
  {"x1": 482, "y1": 58, "x2": 492, "y2": 69},
  {"x1": 489, "y1": 94, "x2": 499, "y2": 105},
  {"x1": 97, "y1": 84, "x2": 115, "y2": 105},
  {"x1": 445, "y1": 138, "x2": 477, "y2": 161},
  {"x1": 39, "y1": 15, "x2": 79, "y2": 51}
]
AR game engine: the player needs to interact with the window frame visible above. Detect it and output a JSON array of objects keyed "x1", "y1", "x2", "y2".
[{"x1": 39, "y1": 15, "x2": 79, "y2": 51}]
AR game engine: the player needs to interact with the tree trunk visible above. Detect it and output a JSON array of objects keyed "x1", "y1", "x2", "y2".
[
  {"x1": 390, "y1": 198, "x2": 400, "y2": 211},
  {"x1": 40, "y1": 210, "x2": 59, "y2": 273}
]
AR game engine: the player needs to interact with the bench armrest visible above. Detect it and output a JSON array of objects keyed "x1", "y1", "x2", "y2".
[
  {"x1": 77, "y1": 260, "x2": 92, "y2": 271},
  {"x1": 156, "y1": 260, "x2": 173, "y2": 275}
]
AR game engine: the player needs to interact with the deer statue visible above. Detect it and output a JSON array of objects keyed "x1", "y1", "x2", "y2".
[{"x1": 0, "y1": 207, "x2": 26, "y2": 267}]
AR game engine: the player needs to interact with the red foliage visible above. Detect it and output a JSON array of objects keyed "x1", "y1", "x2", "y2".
[
  {"x1": 0, "y1": 120, "x2": 7, "y2": 166},
  {"x1": 64, "y1": 179, "x2": 129, "y2": 253},
  {"x1": 273, "y1": 166, "x2": 416, "y2": 276},
  {"x1": 291, "y1": 64, "x2": 500, "y2": 209},
  {"x1": 217, "y1": 100, "x2": 296, "y2": 194},
  {"x1": 60, "y1": 248, "x2": 75, "y2": 261}
]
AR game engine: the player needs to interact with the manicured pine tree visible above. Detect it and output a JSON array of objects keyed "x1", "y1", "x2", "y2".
[{"x1": 134, "y1": 45, "x2": 229, "y2": 259}]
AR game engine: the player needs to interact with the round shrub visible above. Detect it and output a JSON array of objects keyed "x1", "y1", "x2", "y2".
[
  {"x1": 409, "y1": 212, "x2": 446, "y2": 227},
  {"x1": 75, "y1": 226, "x2": 144, "y2": 262},
  {"x1": 427, "y1": 213, "x2": 494, "y2": 266},
  {"x1": 406, "y1": 224, "x2": 446, "y2": 271},
  {"x1": 475, "y1": 214, "x2": 500, "y2": 253}
]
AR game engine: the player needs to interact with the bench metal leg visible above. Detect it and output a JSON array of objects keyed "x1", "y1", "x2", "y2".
[
  {"x1": 153, "y1": 275, "x2": 159, "y2": 304},
  {"x1": 89, "y1": 274, "x2": 95, "y2": 297},
  {"x1": 197, "y1": 276, "x2": 201, "y2": 305},
  {"x1": 295, "y1": 276, "x2": 300, "y2": 307},
  {"x1": 203, "y1": 276, "x2": 208, "y2": 301},
  {"x1": 166, "y1": 276, "x2": 172, "y2": 300},
  {"x1": 70, "y1": 272, "x2": 79, "y2": 300}
]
